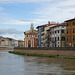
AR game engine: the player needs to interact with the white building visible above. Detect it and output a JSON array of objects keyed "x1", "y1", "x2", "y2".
[
  {"x1": 14, "y1": 40, "x2": 18, "y2": 47},
  {"x1": 44, "y1": 22, "x2": 56, "y2": 47},
  {"x1": 49, "y1": 23, "x2": 66, "y2": 47}
]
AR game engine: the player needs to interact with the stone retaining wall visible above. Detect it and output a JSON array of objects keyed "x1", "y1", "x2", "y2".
[
  {"x1": 0, "y1": 47, "x2": 14, "y2": 50},
  {"x1": 14, "y1": 47, "x2": 75, "y2": 57}
]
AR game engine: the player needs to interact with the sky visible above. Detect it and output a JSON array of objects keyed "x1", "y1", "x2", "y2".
[{"x1": 0, "y1": 0, "x2": 75, "y2": 40}]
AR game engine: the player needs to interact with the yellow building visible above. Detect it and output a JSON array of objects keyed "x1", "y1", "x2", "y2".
[
  {"x1": 24, "y1": 23, "x2": 38, "y2": 47},
  {"x1": 18, "y1": 40, "x2": 24, "y2": 47}
]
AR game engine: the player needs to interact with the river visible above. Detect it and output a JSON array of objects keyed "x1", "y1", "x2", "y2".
[{"x1": 0, "y1": 50, "x2": 75, "y2": 75}]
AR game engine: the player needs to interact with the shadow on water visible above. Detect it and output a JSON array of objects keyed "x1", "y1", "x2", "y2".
[{"x1": 0, "y1": 50, "x2": 75, "y2": 75}]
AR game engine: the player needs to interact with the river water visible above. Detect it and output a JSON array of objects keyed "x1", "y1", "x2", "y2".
[{"x1": 0, "y1": 50, "x2": 75, "y2": 75}]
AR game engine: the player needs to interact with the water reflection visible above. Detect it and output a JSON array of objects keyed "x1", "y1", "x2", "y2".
[
  {"x1": 0, "y1": 50, "x2": 75, "y2": 75},
  {"x1": 24, "y1": 56, "x2": 75, "y2": 75}
]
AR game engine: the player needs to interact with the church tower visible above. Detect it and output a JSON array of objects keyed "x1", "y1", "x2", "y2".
[
  {"x1": 30, "y1": 23, "x2": 34, "y2": 31},
  {"x1": 24, "y1": 23, "x2": 38, "y2": 47}
]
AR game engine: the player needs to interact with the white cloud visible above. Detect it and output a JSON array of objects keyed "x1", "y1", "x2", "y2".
[
  {"x1": 2, "y1": 34, "x2": 24, "y2": 40},
  {"x1": 4, "y1": 19, "x2": 50, "y2": 25},
  {"x1": 0, "y1": 28, "x2": 23, "y2": 34},
  {"x1": 0, "y1": 28, "x2": 24, "y2": 40},
  {"x1": 32, "y1": 0, "x2": 75, "y2": 22},
  {"x1": 0, "y1": 0, "x2": 51, "y2": 3},
  {"x1": 4, "y1": 20, "x2": 37, "y2": 25},
  {"x1": 59, "y1": 0, "x2": 75, "y2": 6},
  {"x1": 0, "y1": 7, "x2": 4, "y2": 11},
  {"x1": 0, "y1": 17, "x2": 8, "y2": 23}
]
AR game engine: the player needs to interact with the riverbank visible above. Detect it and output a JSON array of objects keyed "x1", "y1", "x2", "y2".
[
  {"x1": 9, "y1": 51, "x2": 75, "y2": 59},
  {"x1": 14, "y1": 47, "x2": 75, "y2": 57}
]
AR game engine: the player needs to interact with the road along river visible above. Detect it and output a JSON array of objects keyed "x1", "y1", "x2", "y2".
[{"x1": 0, "y1": 50, "x2": 75, "y2": 75}]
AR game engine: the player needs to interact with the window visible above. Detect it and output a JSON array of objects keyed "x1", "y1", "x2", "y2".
[
  {"x1": 67, "y1": 29, "x2": 68, "y2": 34},
  {"x1": 50, "y1": 32, "x2": 51, "y2": 34},
  {"x1": 67, "y1": 36, "x2": 68, "y2": 41},
  {"x1": 69, "y1": 36, "x2": 71, "y2": 41},
  {"x1": 52, "y1": 37, "x2": 54, "y2": 41},
  {"x1": 73, "y1": 28, "x2": 75, "y2": 33},
  {"x1": 29, "y1": 40, "x2": 30, "y2": 42},
  {"x1": 67, "y1": 23, "x2": 68, "y2": 26},
  {"x1": 73, "y1": 36, "x2": 74, "y2": 41},
  {"x1": 58, "y1": 30, "x2": 59, "y2": 33},
  {"x1": 73, "y1": 22, "x2": 75, "y2": 25},
  {"x1": 73, "y1": 29, "x2": 74, "y2": 33},
  {"x1": 50, "y1": 38, "x2": 51, "y2": 41},
  {"x1": 74, "y1": 44, "x2": 75, "y2": 47},
  {"x1": 41, "y1": 33, "x2": 44, "y2": 36},
  {"x1": 55, "y1": 37, "x2": 56, "y2": 41},
  {"x1": 61, "y1": 42, "x2": 62, "y2": 46},
  {"x1": 69, "y1": 29, "x2": 71, "y2": 33},
  {"x1": 67, "y1": 23, "x2": 71, "y2": 26},
  {"x1": 61, "y1": 37, "x2": 65, "y2": 41},
  {"x1": 61, "y1": 30, "x2": 64, "y2": 33},
  {"x1": 58, "y1": 37, "x2": 59, "y2": 41},
  {"x1": 58, "y1": 45, "x2": 59, "y2": 47},
  {"x1": 55, "y1": 31, "x2": 56, "y2": 34},
  {"x1": 69, "y1": 23, "x2": 71, "y2": 26},
  {"x1": 58, "y1": 42, "x2": 59, "y2": 44}
]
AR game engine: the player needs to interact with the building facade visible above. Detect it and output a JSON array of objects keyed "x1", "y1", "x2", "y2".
[
  {"x1": 49, "y1": 23, "x2": 66, "y2": 47},
  {"x1": 44, "y1": 22, "x2": 56, "y2": 47},
  {"x1": 36, "y1": 24, "x2": 48, "y2": 47},
  {"x1": 0, "y1": 36, "x2": 18, "y2": 47},
  {"x1": 18, "y1": 40, "x2": 24, "y2": 47},
  {"x1": 24, "y1": 23, "x2": 38, "y2": 47},
  {"x1": 36, "y1": 27, "x2": 42, "y2": 47},
  {"x1": 36, "y1": 21, "x2": 56, "y2": 47},
  {"x1": 65, "y1": 18, "x2": 75, "y2": 47}
]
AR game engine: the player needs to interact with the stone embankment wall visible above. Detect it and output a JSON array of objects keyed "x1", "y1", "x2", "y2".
[
  {"x1": 0, "y1": 47, "x2": 14, "y2": 50},
  {"x1": 14, "y1": 47, "x2": 75, "y2": 57}
]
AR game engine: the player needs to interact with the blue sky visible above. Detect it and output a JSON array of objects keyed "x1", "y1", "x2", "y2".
[{"x1": 0, "y1": 0, "x2": 75, "y2": 40}]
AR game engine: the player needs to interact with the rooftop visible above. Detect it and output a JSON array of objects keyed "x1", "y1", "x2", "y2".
[
  {"x1": 36, "y1": 23, "x2": 56, "y2": 29},
  {"x1": 65, "y1": 18, "x2": 75, "y2": 22},
  {"x1": 50, "y1": 23, "x2": 66, "y2": 29},
  {"x1": 36, "y1": 24, "x2": 48, "y2": 28}
]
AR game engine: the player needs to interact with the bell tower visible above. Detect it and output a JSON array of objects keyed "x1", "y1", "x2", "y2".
[{"x1": 30, "y1": 23, "x2": 34, "y2": 31}]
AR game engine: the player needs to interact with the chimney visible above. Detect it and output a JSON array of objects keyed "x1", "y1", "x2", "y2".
[{"x1": 48, "y1": 21, "x2": 50, "y2": 25}]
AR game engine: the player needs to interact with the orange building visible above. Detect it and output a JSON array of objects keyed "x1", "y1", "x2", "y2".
[
  {"x1": 24, "y1": 23, "x2": 38, "y2": 47},
  {"x1": 65, "y1": 18, "x2": 75, "y2": 47}
]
